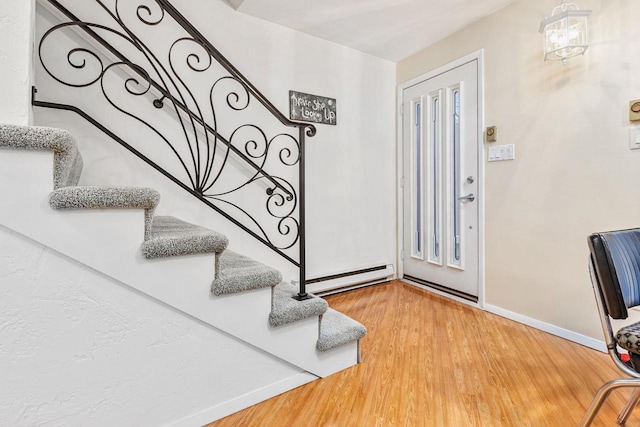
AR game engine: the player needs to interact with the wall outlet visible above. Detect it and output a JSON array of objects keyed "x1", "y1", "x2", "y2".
[{"x1": 488, "y1": 144, "x2": 515, "y2": 162}]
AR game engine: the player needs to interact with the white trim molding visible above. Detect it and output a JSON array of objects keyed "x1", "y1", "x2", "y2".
[
  {"x1": 484, "y1": 304, "x2": 607, "y2": 353},
  {"x1": 166, "y1": 372, "x2": 317, "y2": 426}
]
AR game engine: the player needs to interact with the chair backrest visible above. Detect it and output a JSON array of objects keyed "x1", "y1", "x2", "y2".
[{"x1": 588, "y1": 228, "x2": 640, "y2": 319}]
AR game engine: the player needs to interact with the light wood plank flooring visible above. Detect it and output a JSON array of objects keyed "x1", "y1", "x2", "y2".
[{"x1": 208, "y1": 280, "x2": 639, "y2": 426}]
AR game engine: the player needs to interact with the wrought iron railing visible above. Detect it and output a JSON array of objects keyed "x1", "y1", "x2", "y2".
[{"x1": 35, "y1": 0, "x2": 316, "y2": 299}]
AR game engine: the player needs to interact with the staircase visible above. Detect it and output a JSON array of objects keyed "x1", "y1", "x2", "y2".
[{"x1": 0, "y1": 124, "x2": 366, "y2": 380}]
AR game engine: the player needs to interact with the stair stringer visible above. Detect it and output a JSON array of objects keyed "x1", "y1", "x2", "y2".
[{"x1": 0, "y1": 148, "x2": 358, "y2": 378}]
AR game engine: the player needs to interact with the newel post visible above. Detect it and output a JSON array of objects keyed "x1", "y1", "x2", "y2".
[{"x1": 293, "y1": 125, "x2": 312, "y2": 301}]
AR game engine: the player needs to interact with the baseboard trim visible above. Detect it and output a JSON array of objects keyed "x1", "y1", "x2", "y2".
[
  {"x1": 315, "y1": 279, "x2": 391, "y2": 297},
  {"x1": 165, "y1": 371, "x2": 318, "y2": 427},
  {"x1": 307, "y1": 265, "x2": 389, "y2": 284},
  {"x1": 403, "y1": 274, "x2": 478, "y2": 303},
  {"x1": 306, "y1": 264, "x2": 395, "y2": 294},
  {"x1": 484, "y1": 304, "x2": 606, "y2": 353},
  {"x1": 401, "y1": 279, "x2": 481, "y2": 309}
]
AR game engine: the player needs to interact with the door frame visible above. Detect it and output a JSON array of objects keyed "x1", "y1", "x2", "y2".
[{"x1": 396, "y1": 49, "x2": 485, "y2": 308}]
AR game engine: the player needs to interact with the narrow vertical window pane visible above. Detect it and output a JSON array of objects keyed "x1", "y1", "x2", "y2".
[
  {"x1": 432, "y1": 98, "x2": 440, "y2": 259},
  {"x1": 414, "y1": 103, "x2": 422, "y2": 256},
  {"x1": 452, "y1": 90, "x2": 461, "y2": 261}
]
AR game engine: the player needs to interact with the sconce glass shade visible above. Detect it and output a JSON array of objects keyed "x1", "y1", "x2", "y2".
[{"x1": 539, "y1": 1, "x2": 591, "y2": 63}]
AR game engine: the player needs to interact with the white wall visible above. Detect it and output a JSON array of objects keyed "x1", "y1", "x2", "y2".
[
  {"x1": 34, "y1": 0, "x2": 397, "y2": 282},
  {"x1": 0, "y1": 225, "x2": 308, "y2": 427},
  {"x1": 397, "y1": 0, "x2": 640, "y2": 340},
  {"x1": 0, "y1": 0, "x2": 35, "y2": 125}
]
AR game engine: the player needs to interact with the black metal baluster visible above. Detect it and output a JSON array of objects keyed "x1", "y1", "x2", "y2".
[{"x1": 294, "y1": 125, "x2": 309, "y2": 301}]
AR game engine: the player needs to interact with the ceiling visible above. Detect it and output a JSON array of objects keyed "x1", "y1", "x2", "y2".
[{"x1": 225, "y1": 0, "x2": 516, "y2": 62}]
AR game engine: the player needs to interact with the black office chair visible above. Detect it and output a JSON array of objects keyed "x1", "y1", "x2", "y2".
[{"x1": 582, "y1": 228, "x2": 640, "y2": 426}]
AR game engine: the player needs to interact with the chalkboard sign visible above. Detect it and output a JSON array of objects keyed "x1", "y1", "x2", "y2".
[{"x1": 289, "y1": 91, "x2": 337, "y2": 126}]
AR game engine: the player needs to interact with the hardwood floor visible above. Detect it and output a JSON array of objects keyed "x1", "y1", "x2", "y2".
[{"x1": 207, "y1": 280, "x2": 639, "y2": 426}]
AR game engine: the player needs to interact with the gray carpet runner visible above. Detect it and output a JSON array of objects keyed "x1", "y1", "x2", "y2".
[
  {"x1": 0, "y1": 125, "x2": 82, "y2": 189},
  {"x1": 212, "y1": 250, "x2": 282, "y2": 295},
  {"x1": 0, "y1": 123, "x2": 366, "y2": 356},
  {"x1": 317, "y1": 308, "x2": 367, "y2": 351},
  {"x1": 49, "y1": 186, "x2": 160, "y2": 238},
  {"x1": 142, "y1": 216, "x2": 228, "y2": 258},
  {"x1": 270, "y1": 282, "x2": 328, "y2": 327}
]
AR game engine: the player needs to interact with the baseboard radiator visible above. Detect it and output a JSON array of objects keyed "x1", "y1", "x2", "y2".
[{"x1": 307, "y1": 265, "x2": 394, "y2": 296}]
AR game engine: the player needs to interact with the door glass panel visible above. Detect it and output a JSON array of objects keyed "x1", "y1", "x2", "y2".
[
  {"x1": 431, "y1": 96, "x2": 440, "y2": 262},
  {"x1": 452, "y1": 89, "x2": 461, "y2": 264},
  {"x1": 412, "y1": 101, "x2": 423, "y2": 258}
]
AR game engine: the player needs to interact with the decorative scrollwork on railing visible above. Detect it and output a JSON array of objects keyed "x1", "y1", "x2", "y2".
[
  {"x1": 134, "y1": 1, "x2": 165, "y2": 26},
  {"x1": 37, "y1": 0, "x2": 316, "y2": 265}
]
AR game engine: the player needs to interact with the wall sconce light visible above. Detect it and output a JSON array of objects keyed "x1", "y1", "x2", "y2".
[{"x1": 539, "y1": 1, "x2": 591, "y2": 64}]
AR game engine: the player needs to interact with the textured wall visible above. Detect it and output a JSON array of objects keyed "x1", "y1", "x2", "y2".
[
  {"x1": 0, "y1": 0, "x2": 34, "y2": 125},
  {"x1": 0, "y1": 225, "x2": 303, "y2": 426},
  {"x1": 397, "y1": 0, "x2": 640, "y2": 339}
]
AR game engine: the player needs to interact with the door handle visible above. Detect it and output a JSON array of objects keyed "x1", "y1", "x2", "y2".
[{"x1": 458, "y1": 193, "x2": 475, "y2": 202}]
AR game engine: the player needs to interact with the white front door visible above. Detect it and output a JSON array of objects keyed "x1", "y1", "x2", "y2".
[{"x1": 401, "y1": 59, "x2": 480, "y2": 302}]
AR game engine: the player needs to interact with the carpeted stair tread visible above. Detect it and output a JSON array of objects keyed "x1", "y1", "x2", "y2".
[
  {"x1": 141, "y1": 216, "x2": 229, "y2": 258},
  {"x1": 317, "y1": 308, "x2": 367, "y2": 352},
  {"x1": 49, "y1": 186, "x2": 160, "y2": 238},
  {"x1": 49, "y1": 186, "x2": 160, "y2": 210},
  {"x1": 0, "y1": 124, "x2": 83, "y2": 189},
  {"x1": 211, "y1": 250, "x2": 282, "y2": 296},
  {"x1": 269, "y1": 282, "x2": 328, "y2": 327}
]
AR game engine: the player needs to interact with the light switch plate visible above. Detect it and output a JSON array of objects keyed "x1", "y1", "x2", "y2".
[
  {"x1": 488, "y1": 144, "x2": 515, "y2": 162},
  {"x1": 629, "y1": 125, "x2": 640, "y2": 150}
]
